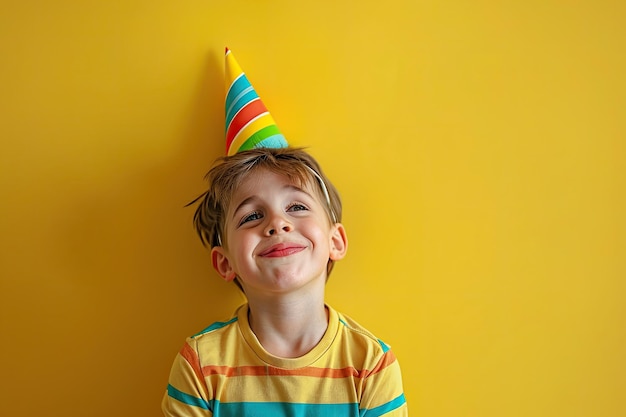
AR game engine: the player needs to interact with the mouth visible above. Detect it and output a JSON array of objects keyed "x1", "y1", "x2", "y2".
[{"x1": 259, "y1": 243, "x2": 306, "y2": 258}]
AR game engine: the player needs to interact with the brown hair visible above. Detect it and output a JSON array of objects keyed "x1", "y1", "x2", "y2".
[{"x1": 189, "y1": 147, "x2": 343, "y2": 283}]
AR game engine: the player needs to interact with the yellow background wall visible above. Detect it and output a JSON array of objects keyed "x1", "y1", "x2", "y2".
[{"x1": 1, "y1": 1, "x2": 624, "y2": 416}]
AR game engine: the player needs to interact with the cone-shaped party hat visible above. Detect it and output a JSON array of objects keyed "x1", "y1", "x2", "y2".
[{"x1": 224, "y1": 48, "x2": 288, "y2": 156}]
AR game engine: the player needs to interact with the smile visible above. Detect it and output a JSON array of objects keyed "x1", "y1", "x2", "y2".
[{"x1": 259, "y1": 243, "x2": 306, "y2": 258}]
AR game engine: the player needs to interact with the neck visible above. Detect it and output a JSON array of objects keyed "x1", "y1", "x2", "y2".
[{"x1": 246, "y1": 294, "x2": 328, "y2": 358}]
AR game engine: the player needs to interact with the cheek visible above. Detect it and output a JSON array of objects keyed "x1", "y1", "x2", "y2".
[
  {"x1": 302, "y1": 218, "x2": 332, "y2": 243},
  {"x1": 231, "y1": 230, "x2": 259, "y2": 253}
]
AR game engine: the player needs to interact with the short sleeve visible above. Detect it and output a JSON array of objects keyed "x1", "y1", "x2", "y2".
[
  {"x1": 161, "y1": 338, "x2": 213, "y2": 417},
  {"x1": 359, "y1": 348, "x2": 408, "y2": 416}
]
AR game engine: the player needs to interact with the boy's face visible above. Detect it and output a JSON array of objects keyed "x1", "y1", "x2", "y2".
[{"x1": 211, "y1": 168, "x2": 347, "y2": 296}]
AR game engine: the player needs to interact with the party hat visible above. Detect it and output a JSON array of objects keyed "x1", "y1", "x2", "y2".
[{"x1": 224, "y1": 48, "x2": 288, "y2": 156}]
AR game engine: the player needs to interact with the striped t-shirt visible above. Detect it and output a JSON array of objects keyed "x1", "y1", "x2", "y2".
[{"x1": 162, "y1": 304, "x2": 407, "y2": 416}]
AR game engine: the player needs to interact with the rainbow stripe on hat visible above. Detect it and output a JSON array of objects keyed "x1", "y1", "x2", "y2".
[{"x1": 224, "y1": 48, "x2": 288, "y2": 156}]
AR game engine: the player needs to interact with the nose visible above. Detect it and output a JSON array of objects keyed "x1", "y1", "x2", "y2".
[{"x1": 264, "y1": 211, "x2": 293, "y2": 236}]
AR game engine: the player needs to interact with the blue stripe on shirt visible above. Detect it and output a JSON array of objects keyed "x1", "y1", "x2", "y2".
[
  {"x1": 192, "y1": 317, "x2": 238, "y2": 338},
  {"x1": 167, "y1": 384, "x2": 211, "y2": 411},
  {"x1": 377, "y1": 339, "x2": 391, "y2": 353},
  {"x1": 213, "y1": 400, "x2": 359, "y2": 416},
  {"x1": 360, "y1": 393, "x2": 406, "y2": 417},
  {"x1": 167, "y1": 387, "x2": 405, "y2": 416}
]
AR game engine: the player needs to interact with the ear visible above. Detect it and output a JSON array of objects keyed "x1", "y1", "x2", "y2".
[
  {"x1": 211, "y1": 246, "x2": 237, "y2": 282},
  {"x1": 329, "y1": 223, "x2": 348, "y2": 261}
]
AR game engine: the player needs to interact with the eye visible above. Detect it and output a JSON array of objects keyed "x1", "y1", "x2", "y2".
[
  {"x1": 239, "y1": 211, "x2": 263, "y2": 226},
  {"x1": 287, "y1": 202, "x2": 309, "y2": 213}
]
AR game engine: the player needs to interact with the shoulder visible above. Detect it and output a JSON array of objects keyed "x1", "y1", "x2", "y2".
[
  {"x1": 336, "y1": 308, "x2": 392, "y2": 351},
  {"x1": 190, "y1": 314, "x2": 239, "y2": 339},
  {"x1": 176, "y1": 306, "x2": 248, "y2": 370},
  {"x1": 332, "y1": 307, "x2": 395, "y2": 359},
  {"x1": 185, "y1": 306, "x2": 243, "y2": 348}
]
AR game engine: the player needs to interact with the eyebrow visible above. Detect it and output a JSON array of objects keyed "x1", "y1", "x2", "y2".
[{"x1": 230, "y1": 184, "x2": 312, "y2": 221}]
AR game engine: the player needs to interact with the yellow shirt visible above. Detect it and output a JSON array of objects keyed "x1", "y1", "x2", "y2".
[{"x1": 162, "y1": 304, "x2": 408, "y2": 416}]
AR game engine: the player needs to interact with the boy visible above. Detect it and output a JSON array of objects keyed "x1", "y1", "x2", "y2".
[{"x1": 162, "y1": 50, "x2": 407, "y2": 417}]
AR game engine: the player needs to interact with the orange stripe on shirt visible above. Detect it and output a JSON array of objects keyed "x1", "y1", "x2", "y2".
[
  {"x1": 180, "y1": 342, "x2": 205, "y2": 382},
  {"x1": 202, "y1": 365, "x2": 360, "y2": 378},
  {"x1": 359, "y1": 350, "x2": 397, "y2": 379}
]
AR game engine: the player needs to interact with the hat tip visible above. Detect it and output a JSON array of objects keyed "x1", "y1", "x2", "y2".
[{"x1": 225, "y1": 46, "x2": 230, "y2": 55}]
